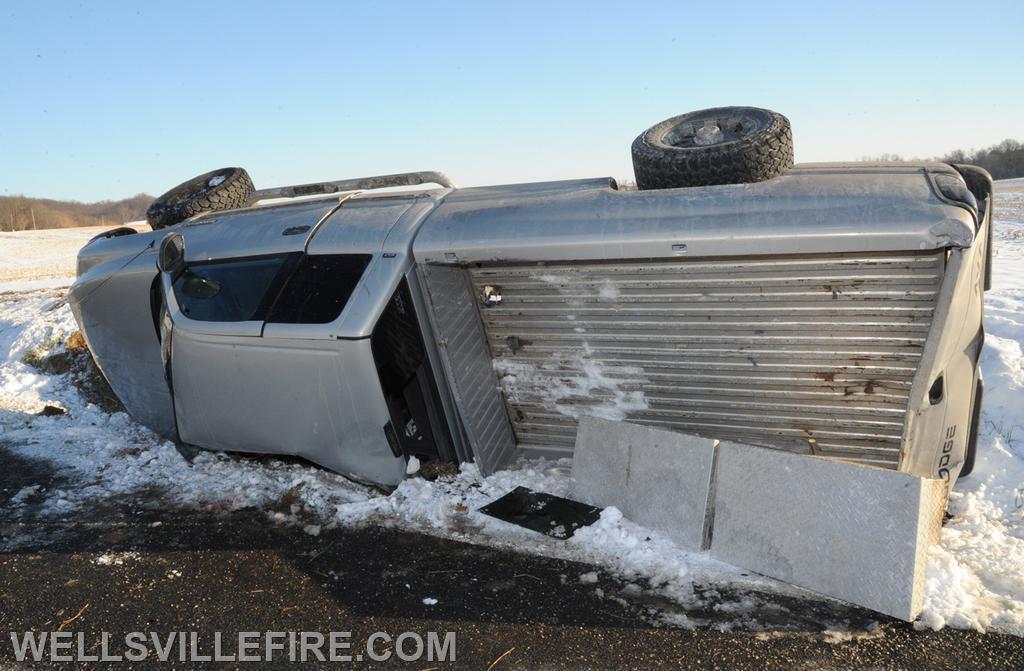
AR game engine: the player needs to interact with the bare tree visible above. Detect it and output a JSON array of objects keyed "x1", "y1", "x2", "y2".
[{"x1": 0, "y1": 194, "x2": 153, "y2": 231}]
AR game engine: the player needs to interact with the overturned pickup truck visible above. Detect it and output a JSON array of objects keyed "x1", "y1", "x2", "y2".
[{"x1": 69, "y1": 107, "x2": 992, "y2": 488}]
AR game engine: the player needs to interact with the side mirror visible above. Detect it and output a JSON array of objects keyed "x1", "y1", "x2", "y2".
[{"x1": 158, "y1": 233, "x2": 185, "y2": 275}]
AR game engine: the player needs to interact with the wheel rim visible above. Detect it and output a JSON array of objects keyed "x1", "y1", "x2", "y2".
[
  {"x1": 662, "y1": 110, "x2": 767, "y2": 148},
  {"x1": 162, "y1": 169, "x2": 234, "y2": 208}
]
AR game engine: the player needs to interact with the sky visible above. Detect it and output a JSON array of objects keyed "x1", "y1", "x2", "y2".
[{"x1": 2, "y1": 0, "x2": 1022, "y2": 202}]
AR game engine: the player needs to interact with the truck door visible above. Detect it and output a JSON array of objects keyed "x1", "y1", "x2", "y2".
[{"x1": 162, "y1": 198, "x2": 409, "y2": 485}]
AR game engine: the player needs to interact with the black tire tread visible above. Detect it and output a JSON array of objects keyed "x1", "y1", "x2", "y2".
[
  {"x1": 147, "y1": 168, "x2": 255, "y2": 230},
  {"x1": 632, "y1": 108, "x2": 794, "y2": 189}
]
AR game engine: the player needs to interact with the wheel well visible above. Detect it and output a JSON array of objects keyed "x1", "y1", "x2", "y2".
[{"x1": 149, "y1": 274, "x2": 163, "y2": 342}]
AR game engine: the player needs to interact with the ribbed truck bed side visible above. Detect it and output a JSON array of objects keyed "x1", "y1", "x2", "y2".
[{"x1": 471, "y1": 250, "x2": 944, "y2": 469}]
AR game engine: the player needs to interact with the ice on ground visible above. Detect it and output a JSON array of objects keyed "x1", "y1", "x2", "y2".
[
  {"x1": 2, "y1": 183, "x2": 1024, "y2": 636},
  {"x1": 9, "y1": 485, "x2": 40, "y2": 505},
  {"x1": 93, "y1": 552, "x2": 142, "y2": 566}
]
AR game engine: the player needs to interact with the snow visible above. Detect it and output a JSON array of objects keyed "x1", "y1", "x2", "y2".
[
  {"x1": 0, "y1": 277, "x2": 75, "y2": 294},
  {"x1": 597, "y1": 279, "x2": 620, "y2": 301},
  {"x1": 996, "y1": 177, "x2": 1024, "y2": 192},
  {"x1": 914, "y1": 180, "x2": 1024, "y2": 634},
  {"x1": 493, "y1": 346, "x2": 649, "y2": 421},
  {"x1": 93, "y1": 552, "x2": 142, "y2": 566},
  {"x1": 509, "y1": 273, "x2": 649, "y2": 420},
  {"x1": 0, "y1": 224, "x2": 146, "y2": 289},
  {"x1": 9, "y1": 485, "x2": 40, "y2": 505},
  {"x1": 2, "y1": 182, "x2": 1024, "y2": 635}
]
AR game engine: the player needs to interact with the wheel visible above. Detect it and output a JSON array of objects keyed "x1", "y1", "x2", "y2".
[
  {"x1": 146, "y1": 167, "x2": 254, "y2": 230},
  {"x1": 951, "y1": 164, "x2": 993, "y2": 204},
  {"x1": 631, "y1": 106, "x2": 794, "y2": 190},
  {"x1": 87, "y1": 226, "x2": 138, "y2": 245}
]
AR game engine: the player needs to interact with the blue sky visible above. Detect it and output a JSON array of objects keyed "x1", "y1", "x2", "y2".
[{"x1": 2, "y1": 1, "x2": 1022, "y2": 201}]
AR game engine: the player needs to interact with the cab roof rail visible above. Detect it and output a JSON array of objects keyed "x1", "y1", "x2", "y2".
[{"x1": 249, "y1": 170, "x2": 457, "y2": 203}]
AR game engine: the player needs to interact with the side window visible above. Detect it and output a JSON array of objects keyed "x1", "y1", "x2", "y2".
[
  {"x1": 172, "y1": 254, "x2": 296, "y2": 322},
  {"x1": 266, "y1": 254, "x2": 372, "y2": 324}
]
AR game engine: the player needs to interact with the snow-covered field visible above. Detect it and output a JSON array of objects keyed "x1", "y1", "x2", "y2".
[
  {"x1": 0, "y1": 223, "x2": 146, "y2": 292},
  {"x1": 2, "y1": 189, "x2": 1023, "y2": 636}
]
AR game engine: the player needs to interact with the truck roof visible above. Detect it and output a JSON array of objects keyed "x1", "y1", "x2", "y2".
[{"x1": 413, "y1": 163, "x2": 978, "y2": 265}]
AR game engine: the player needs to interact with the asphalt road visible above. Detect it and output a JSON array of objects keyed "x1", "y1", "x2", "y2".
[{"x1": 1, "y1": 445, "x2": 1022, "y2": 670}]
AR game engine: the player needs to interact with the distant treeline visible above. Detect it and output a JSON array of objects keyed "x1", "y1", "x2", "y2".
[
  {"x1": 0, "y1": 194, "x2": 153, "y2": 232},
  {"x1": 3, "y1": 138, "x2": 1023, "y2": 232},
  {"x1": 939, "y1": 139, "x2": 1024, "y2": 180},
  {"x1": 867, "y1": 138, "x2": 1024, "y2": 180}
]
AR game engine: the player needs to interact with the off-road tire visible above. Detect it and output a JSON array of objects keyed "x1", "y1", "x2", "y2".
[
  {"x1": 87, "y1": 226, "x2": 138, "y2": 245},
  {"x1": 951, "y1": 163, "x2": 993, "y2": 205},
  {"x1": 146, "y1": 167, "x2": 254, "y2": 230},
  {"x1": 632, "y1": 107, "x2": 793, "y2": 189}
]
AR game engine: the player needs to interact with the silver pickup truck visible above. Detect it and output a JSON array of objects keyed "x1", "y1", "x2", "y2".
[{"x1": 68, "y1": 107, "x2": 992, "y2": 488}]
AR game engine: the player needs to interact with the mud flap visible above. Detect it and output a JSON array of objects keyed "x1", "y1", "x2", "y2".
[
  {"x1": 479, "y1": 487, "x2": 603, "y2": 539},
  {"x1": 962, "y1": 377, "x2": 984, "y2": 477}
]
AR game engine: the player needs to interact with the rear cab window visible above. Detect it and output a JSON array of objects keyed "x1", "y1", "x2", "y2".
[{"x1": 266, "y1": 254, "x2": 371, "y2": 324}]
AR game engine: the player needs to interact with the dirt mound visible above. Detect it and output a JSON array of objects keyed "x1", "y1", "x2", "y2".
[{"x1": 32, "y1": 331, "x2": 124, "y2": 414}]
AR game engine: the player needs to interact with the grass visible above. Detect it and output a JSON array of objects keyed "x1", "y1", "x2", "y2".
[
  {"x1": 20, "y1": 334, "x2": 65, "y2": 368},
  {"x1": 66, "y1": 330, "x2": 88, "y2": 353},
  {"x1": 416, "y1": 460, "x2": 461, "y2": 480},
  {"x1": 985, "y1": 417, "x2": 1019, "y2": 449},
  {"x1": 21, "y1": 330, "x2": 124, "y2": 414}
]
